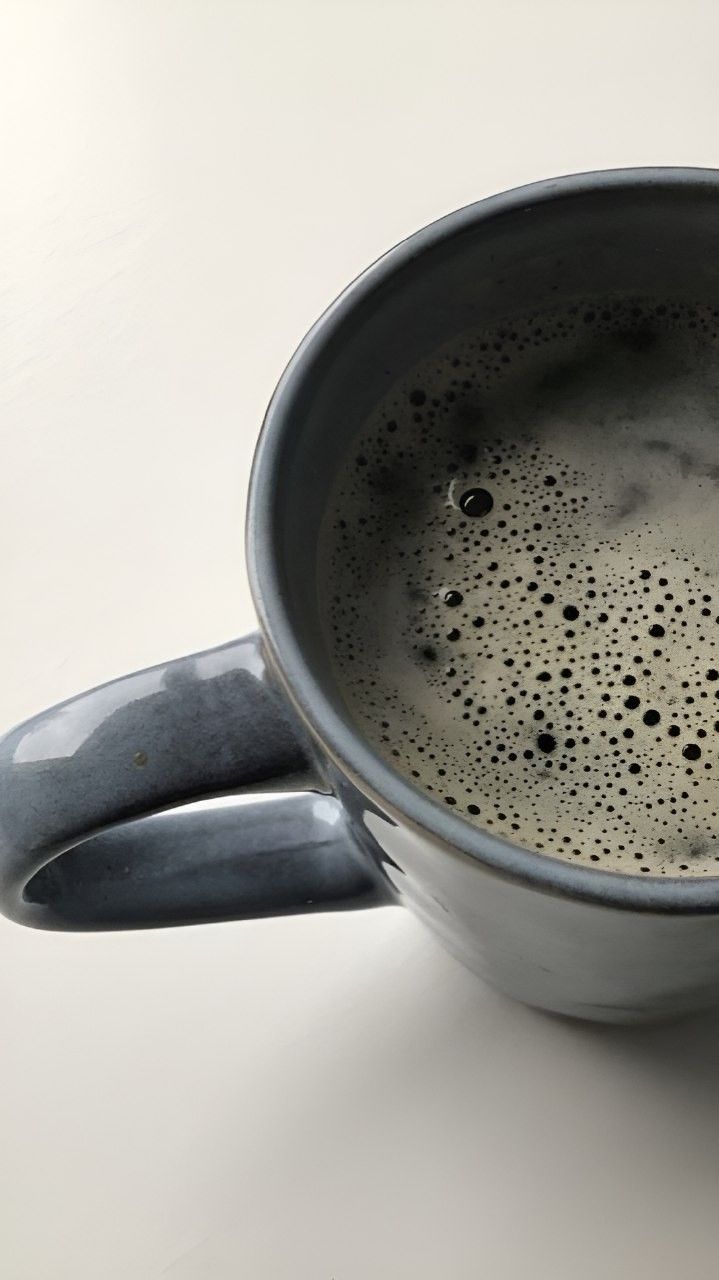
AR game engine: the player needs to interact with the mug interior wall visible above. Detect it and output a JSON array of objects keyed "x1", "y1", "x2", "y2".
[{"x1": 265, "y1": 182, "x2": 719, "y2": 711}]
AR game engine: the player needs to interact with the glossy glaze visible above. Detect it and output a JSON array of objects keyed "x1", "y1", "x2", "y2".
[{"x1": 0, "y1": 636, "x2": 386, "y2": 928}]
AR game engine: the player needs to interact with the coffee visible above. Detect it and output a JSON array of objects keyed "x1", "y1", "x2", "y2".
[{"x1": 320, "y1": 297, "x2": 719, "y2": 876}]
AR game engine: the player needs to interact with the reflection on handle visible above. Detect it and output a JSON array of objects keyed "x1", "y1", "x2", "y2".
[{"x1": 0, "y1": 635, "x2": 387, "y2": 930}]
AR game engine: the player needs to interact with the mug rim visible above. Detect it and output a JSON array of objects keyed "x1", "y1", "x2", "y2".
[{"x1": 247, "y1": 165, "x2": 719, "y2": 913}]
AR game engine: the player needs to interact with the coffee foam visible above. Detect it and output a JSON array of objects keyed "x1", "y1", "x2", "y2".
[{"x1": 320, "y1": 298, "x2": 719, "y2": 876}]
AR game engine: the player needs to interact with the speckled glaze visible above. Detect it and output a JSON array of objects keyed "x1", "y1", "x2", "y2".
[{"x1": 6, "y1": 169, "x2": 719, "y2": 1022}]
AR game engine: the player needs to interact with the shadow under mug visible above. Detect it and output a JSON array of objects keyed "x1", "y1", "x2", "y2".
[{"x1": 4, "y1": 168, "x2": 719, "y2": 1024}]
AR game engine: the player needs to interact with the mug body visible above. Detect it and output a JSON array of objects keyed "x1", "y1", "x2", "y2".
[
  {"x1": 330, "y1": 766, "x2": 719, "y2": 1023},
  {"x1": 249, "y1": 168, "x2": 719, "y2": 1023}
]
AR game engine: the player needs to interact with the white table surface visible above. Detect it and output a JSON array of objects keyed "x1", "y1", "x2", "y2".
[{"x1": 3, "y1": 3, "x2": 719, "y2": 1276}]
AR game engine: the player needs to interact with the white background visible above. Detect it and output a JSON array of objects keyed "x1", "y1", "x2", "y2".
[{"x1": 3, "y1": 2, "x2": 719, "y2": 1276}]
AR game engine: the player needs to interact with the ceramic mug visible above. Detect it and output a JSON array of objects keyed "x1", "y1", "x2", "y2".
[{"x1": 4, "y1": 168, "x2": 719, "y2": 1025}]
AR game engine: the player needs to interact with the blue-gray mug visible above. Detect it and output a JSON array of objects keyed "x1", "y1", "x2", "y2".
[{"x1": 4, "y1": 167, "x2": 719, "y2": 1025}]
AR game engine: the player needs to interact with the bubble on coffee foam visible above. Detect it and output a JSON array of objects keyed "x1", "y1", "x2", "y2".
[{"x1": 322, "y1": 297, "x2": 719, "y2": 876}]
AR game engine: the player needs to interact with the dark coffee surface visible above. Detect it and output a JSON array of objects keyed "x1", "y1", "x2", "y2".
[{"x1": 319, "y1": 298, "x2": 719, "y2": 875}]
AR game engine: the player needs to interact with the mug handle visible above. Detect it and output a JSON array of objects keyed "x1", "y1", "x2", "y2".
[{"x1": 0, "y1": 636, "x2": 389, "y2": 930}]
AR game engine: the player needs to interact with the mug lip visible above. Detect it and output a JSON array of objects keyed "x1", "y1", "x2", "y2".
[{"x1": 247, "y1": 165, "x2": 719, "y2": 914}]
